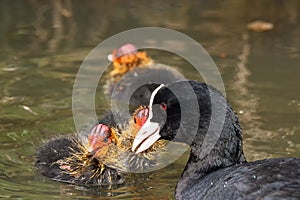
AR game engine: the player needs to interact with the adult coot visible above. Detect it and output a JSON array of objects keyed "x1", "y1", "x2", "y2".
[{"x1": 132, "y1": 81, "x2": 300, "y2": 200}]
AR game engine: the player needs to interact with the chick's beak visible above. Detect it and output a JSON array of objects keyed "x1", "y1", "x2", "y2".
[{"x1": 132, "y1": 119, "x2": 161, "y2": 154}]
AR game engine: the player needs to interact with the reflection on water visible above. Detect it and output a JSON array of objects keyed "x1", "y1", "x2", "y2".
[{"x1": 0, "y1": 0, "x2": 299, "y2": 199}]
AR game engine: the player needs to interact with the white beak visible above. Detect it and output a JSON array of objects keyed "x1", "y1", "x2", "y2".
[
  {"x1": 132, "y1": 84, "x2": 165, "y2": 154},
  {"x1": 131, "y1": 119, "x2": 161, "y2": 154},
  {"x1": 107, "y1": 54, "x2": 113, "y2": 62}
]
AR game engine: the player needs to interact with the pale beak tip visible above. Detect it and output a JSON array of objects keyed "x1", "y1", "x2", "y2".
[
  {"x1": 131, "y1": 140, "x2": 139, "y2": 152},
  {"x1": 131, "y1": 145, "x2": 136, "y2": 152},
  {"x1": 87, "y1": 147, "x2": 93, "y2": 153},
  {"x1": 135, "y1": 149, "x2": 143, "y2": 154},
  {"x1": 131, "y1": 121, "x2": 161, "y2": 154},
  {"x1": 107, "y1": 54, "x2": 113, "y2": 61}
]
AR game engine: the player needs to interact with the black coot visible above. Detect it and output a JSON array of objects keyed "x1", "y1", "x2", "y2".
[{"x1": 132, "y1": 81, "x2": 300, "y2": 200}]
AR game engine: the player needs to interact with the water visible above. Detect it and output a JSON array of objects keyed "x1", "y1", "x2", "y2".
[{"x1": 0, "y1": 0, "x2": 299, "y2": 199}]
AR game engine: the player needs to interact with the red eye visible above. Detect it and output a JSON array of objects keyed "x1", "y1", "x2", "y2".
[{"x1": 160, "y1": 103, "x2": 167, "y2": 111}]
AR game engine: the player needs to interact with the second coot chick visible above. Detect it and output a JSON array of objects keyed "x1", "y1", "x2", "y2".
[
  {"x1": 97, "y1": 106, "x2": 169, "y2": 172},
  {"x1": 105, "y1": 43, "x2": 185, "y2": 108}
]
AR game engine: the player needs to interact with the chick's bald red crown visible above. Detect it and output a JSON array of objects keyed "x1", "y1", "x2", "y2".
[
  {"x1": 87, "y1": 124, "x2": 117, "y2": 154},
  {"x1": 107, "y1": 43, "x2": 152, "y2": 78},
  {"x1": 107, "y1": 43, "x2": 138, "y2": 61},
  {"x1": 87, "y1": 106, "x2": 150, "y2": 154},
  {"x1": 133, "y1": 106, "x2": 149, "y2": 128}
]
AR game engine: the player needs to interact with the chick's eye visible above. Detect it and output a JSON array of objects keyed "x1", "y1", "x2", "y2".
[{"x1": 160, "y1": 103, "x2": 167, "y2": 111}]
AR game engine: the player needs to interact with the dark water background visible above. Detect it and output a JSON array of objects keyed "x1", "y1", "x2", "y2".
[{"x1": 0, "y1": 0, "x2": 299, "y2": 199}]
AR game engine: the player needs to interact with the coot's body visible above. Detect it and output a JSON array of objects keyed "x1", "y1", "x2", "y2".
[
  {"x1": 132, "y1": 81, "x2": 300, "y2": 200},
  {"x1": 181, "y1": 158, "x2": 300, "y2": 200}
]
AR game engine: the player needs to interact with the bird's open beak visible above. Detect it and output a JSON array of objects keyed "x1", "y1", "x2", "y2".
[
  {"x1": 132, "y1": 84, "x2": 165, "y2": 154},
  {"x1": 131, "y1": 119, "x2": 161, "y2": 154}
]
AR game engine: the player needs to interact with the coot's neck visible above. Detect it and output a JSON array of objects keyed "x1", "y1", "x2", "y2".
[{"x1": 175, "y1": 100, "x2": 246, "y2": 198}]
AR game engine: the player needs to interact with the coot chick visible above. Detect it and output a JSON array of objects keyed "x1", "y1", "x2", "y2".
[
  {"x1": 132, "y1": 81, "x2": 300, "y2": 200},
  {"x1": 35, "y1": 123, "x2": 123, "y2": 186},
  {"x1": 35, "y1": 106, "x2": 167, "y2": 185},
  {"x1": 105, "y1": 43, "x2": 184, "y2": 107},
  {"x1": 101, "y1": 106, "x2": 168, "y2": 172},
  {"x1": 107, "y1": 43, "x2": 152, "y2": 86}
]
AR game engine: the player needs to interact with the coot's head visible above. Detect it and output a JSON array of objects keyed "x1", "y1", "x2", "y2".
[
  {"x1": 132, "y1": 81, "x2": 246, "y2": 166},
  {"x1": 132, "y1": 106, "x2": 149, "y2": 129},
  {"x1": 87, "y1": 124, "x2": 118, "y2": 158},
  {"x1": 107, "y1": 43, "x2": 152, "y2": 78},
  {"x1": 107, "y1": 43, "x2": 138, "y2": 62},
  {"x1": 132, "y1": 83, "x2": 188, "y2": 153},
  {"x1": 132, "y1": 81, "x2": 241, "y2": 154}
]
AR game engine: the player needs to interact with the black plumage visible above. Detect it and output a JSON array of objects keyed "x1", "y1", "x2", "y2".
[{"x1": 133, "y1": 81, "x2": 300, "y2": 200}]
